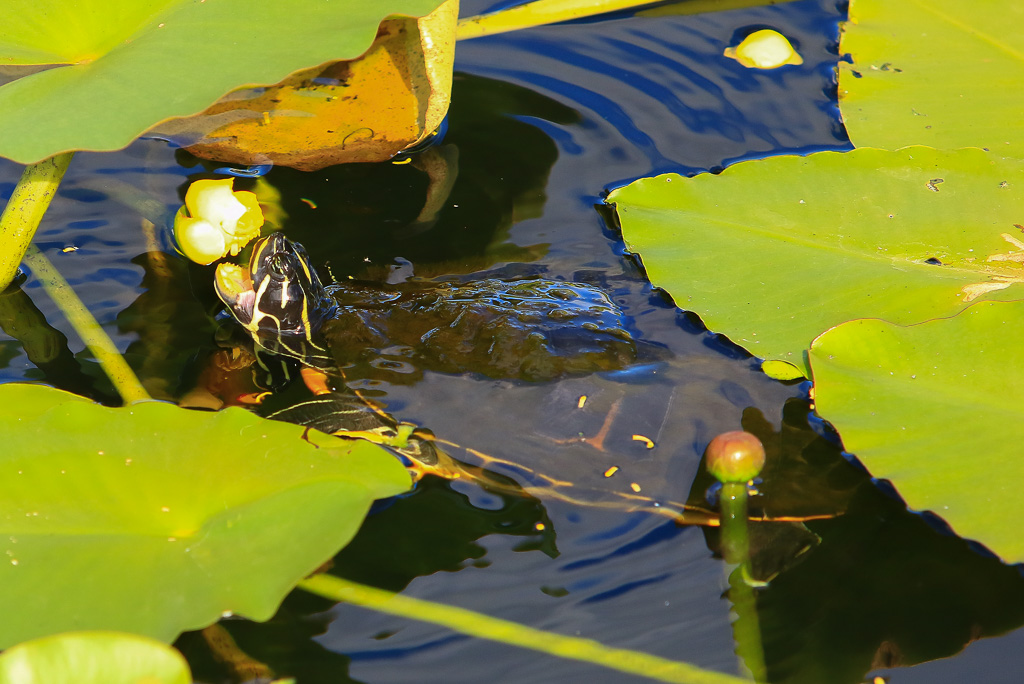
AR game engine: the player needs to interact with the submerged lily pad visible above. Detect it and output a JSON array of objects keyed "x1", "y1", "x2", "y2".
[
  {"x1": 609, "y1": 146, "x2": 1024, "y2": 376},
  {"x1": 839, "y1": 0, "x2": 1024, "y2": 154},
  {"x1": 0, "y1": 631, "x2": 191, "y2": 684},
  {"x1": 809, "y1": 300, "x2": 1024, "y2": 563},
  {"x1": 0, "y1": 0, "x2": 446, "y2": 164},
  {"x1": 0, "y1": 383, "x2": 410, "y2": 648}
]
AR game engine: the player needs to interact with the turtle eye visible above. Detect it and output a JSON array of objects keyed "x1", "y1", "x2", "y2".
[{"x1": 268, "y1": 253, "x2": 290, "y2": 277}]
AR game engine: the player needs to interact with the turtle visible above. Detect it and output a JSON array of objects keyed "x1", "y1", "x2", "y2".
[{"x1": 212, "y1": 232, "x2": 645, "y2": 392}]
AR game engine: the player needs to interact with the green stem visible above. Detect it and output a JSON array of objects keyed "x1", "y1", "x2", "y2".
[
  {"x1": 0, "y1": 153, "x2": 74, "y2": 291},
  {"x1": 719, "y1": 483, "x2": 767, "y2": 683},
  {"x1": 298, "y1": 574, "x2": 751, "y2": 684},
  {"x1": 457, "y1": 0, "x2": 665, "y2": 40},
  {"x1": 22, "y1": 245, "x2": 151, "y2": 405},
  {"x1": 719, "y1": 483, "x2": 750, "y2": 565},
  {"x1": 456, "y1": 0, "x2": 796, "y2": 40}
]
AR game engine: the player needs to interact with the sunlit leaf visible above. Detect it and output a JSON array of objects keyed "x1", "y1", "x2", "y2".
[
  {"x1": 0, "y1": 383, "x2": 411, "y2": 648},
  {"x1": 609, "y1": 146, "x2": 1024, "y2": 376},
  {"x1": 0, "y1": 0, "x2": 447, "y2": 164},
  {"x1": 810, "y1": 300, "x2": 1024, "y2": 563},
  {"x1": 839, "y1": 0, "x2": 1024, "y2": 154},
  {"x1": 0, "y1": 631, "x2": 190, "y2": 684},
  {"x1": 171, "y1": 0, "x2": 458, "y2": 170}
]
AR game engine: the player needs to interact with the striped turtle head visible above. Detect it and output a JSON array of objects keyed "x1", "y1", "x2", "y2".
[{"x1": 215, "y1": 233, "x2": 335, "y2": 348}]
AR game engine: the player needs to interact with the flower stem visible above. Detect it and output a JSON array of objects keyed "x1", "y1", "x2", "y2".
[
  {"x1": 22, "y1": 245, "x2": 151, "y2": 405},
  {"x1": 298, "y1": 573, "x2": 751, "y2": 684},
  {"x1": 457, "y1": 0, "x2": 797, "y2": 40},
  {"x1": 0, "y1": 153, "x2": 74, "y2": 291},
  {"x1": 457, "y1": 0, "x2": 659, "y2": 39},
  {"x1": 719, "y1": 482, "x2": 767, "y2": 683},
  {"x1": 720, "y1": 482, "x2": 750, "y2": 564}
]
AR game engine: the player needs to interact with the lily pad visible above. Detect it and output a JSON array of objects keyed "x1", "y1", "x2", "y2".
[
  {"x1": 839, "y1": 0, "x2": 1024, "y2": 154},
  {"x1": 0, "y1": 0, "x2": 446, "y2": 164},
  {"x1": 809, "y1": 299, "x2": 1024, "y2": 563},
  {"x1": 171, "y1": 0, "x2": 458, "y2": 171},
  {"x1": 0, "y1": 631, "x2": 190, "y2": 684},
  {"x1": 609, "y1": 146, "x2": 1024, "y2": 377},
  {"x1": 0, "y1": 383, "x2": 410, "y2": 648}
]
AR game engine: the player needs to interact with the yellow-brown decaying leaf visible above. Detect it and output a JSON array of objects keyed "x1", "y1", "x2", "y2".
[{"x1": 154, "y1": 0, "x2": 458, "y2": 171}]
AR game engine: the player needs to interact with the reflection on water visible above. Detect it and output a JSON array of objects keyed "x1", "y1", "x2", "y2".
[{"x1": 0, "y1": 0, "x2": 1018, "y2": 683}]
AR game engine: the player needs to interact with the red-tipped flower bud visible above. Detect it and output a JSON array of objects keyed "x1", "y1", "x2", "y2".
[{"x1": 705, "y1": 430, "x2": 765, "y2": 483}]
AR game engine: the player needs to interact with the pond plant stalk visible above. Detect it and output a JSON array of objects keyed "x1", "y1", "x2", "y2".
[
  {"x1": 705, "y1": 431, "x2": 768, "y2": 682},
  {"x1": 0, "y1": 153, "x2": 74, "y2": 291},
  {"x1": 720, "y1": 481, "x2": 767, "y2": 683},
  {"x1": 0, "y1": 153, "x2": 153, "y2": 404},
  {"x1": 298, "y1": 573, "x2": 751, "y2": 684},
  {"x1": 21, "y1": 244, "x2": 150, "y2": 405}
]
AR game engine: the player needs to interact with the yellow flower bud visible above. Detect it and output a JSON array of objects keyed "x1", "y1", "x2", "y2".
[{"x1": 173, "y1": 178, "x2": 264, "y2": 265}]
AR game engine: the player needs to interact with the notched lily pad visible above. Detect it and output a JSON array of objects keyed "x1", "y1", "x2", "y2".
[
  {"x1": 0, "y1": 383, "x2": 410, "y2": 648},
  {"x1": 0, "y1": 0, "x2": 447, "y2": 163},
  {"x1": 810, "y1": 299, "x2": 1024, "y2": 564},
  {"x1": 609, "y1": 146, "x2": 1024, "y2": 377}
]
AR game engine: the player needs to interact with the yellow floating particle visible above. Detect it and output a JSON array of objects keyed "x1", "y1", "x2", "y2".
[
  {"x1": 632, "y1": 434, "x2": 655, "y2": 449},
  {"x1": 630, "y1": 483, "x2": 642, "y2": 493},
  {"x1": 577, "y1": 395, "x2": 587, "y2": 409},
  {"x1": 262, "y1": 111, "x2": 271, "y2": 125},
  {"x1": 724, "y1": 29, "x2": 803, "y2": 70},
  {"x1": 535, "y1": 522, "x2": 545, "y2": 531},
  {"x1": 392, "y1": 157, "x2": 413, "y2": 165},
  {"x1": 299, "y1": 198, "x2": 318, "y2": 209},
  {"x1": 603, "y1": 466, "x2": 619, "y2": 478},
  {"x1": 61, "y1": 245, "x2": 78, "y2": 253},
  {"x1": 873, "y1": 678, "x2": 887, "y2": 684}
]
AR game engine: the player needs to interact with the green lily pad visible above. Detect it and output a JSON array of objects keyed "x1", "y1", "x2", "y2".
[
  {"x1": 839, "y1": 0, "x2": 1024, "y2": 154},
  {"x1": 809, "y1": 299, "x2": 1024, "y2": 563},
  {"x1": 0, "y1": 383, "x2": 410, "y2": 648},
  {"x1": 609, "y1": 146, "x2": 1024, "y2": 377},
  {"x1": 0, "y1": 631, "x2": 190, "y2": 684},
  {"x1": 0, "y1": 0, "x2": 446, "y2": 164}
]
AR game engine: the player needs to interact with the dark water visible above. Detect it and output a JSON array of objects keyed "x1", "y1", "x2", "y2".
[{"x1": 2, "y1": 1, "x2": 1023, "y2": 682}]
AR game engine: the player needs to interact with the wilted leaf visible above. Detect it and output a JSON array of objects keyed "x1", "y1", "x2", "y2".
[
  {"x1": 810, "y1": 300, "x2": 1024, "y2": 563},
  {"x1": 173, "y1": 0, "x2": 459, "y2": 170},
  {"x1": 0, "y1": 383, "x2": 410, "y2": 648},
  {"x1": 0, "y1": 631, "x2": 191, "y2": 684},
  {"x1": 0, "y1": 0, "x2": 447, "y2": 164},
  {"x1": 839, "y1": 0, "x2": 1024, "y2": 154},
  {"x1": 609, "y1": 146, "x2": 1024, "y2": 376}
]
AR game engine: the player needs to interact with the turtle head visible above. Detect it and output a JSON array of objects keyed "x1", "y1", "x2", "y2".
[{"x1": 215, "y1": 233, "x2": 335, "y2": 342}]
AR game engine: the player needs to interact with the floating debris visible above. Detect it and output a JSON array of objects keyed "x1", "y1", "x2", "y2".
[
  {"x1": 725, "y1": 30, "x2": 803, "y2": 70},
  {"x1": 631, "y1": 434, "x2": 654, "y2": 449}
]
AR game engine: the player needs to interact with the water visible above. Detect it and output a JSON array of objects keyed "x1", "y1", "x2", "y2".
[{"x1": 2, "y1": 1, "x2": 1023, "y2": 682}]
